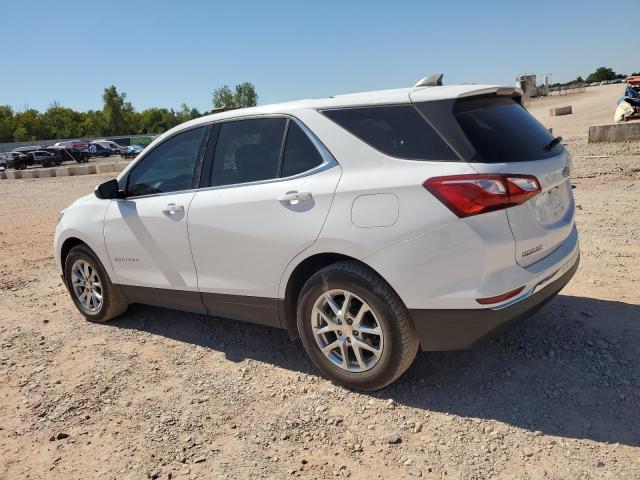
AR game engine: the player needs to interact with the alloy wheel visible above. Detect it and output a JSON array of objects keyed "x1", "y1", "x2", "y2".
[
  {"x1": 310, "y1": 289, "x2": 383, "y2": 372},
  {"x1": 70, "y1": 259, "x2": 103, "y2": 313}
]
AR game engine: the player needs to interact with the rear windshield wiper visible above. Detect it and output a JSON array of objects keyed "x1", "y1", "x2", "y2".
[{"x1": 543, "y1": 136, "x2": 563, "y2": 152}]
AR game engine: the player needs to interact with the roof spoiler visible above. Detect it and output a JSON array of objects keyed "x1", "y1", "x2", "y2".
[
  {"x1": 413, "y1": 73, "x2": 443, "y2": 87},
  {"x1": 458, "y1": 86, "x2": 523, "y2": 98}
]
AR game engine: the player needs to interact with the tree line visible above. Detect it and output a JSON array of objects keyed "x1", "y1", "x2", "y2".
[
  {"x1": 0, "y1": 83, "x2": 258, "y2": 143},
  {"x1": 551, "y1": 67, "x2": 633, "y2": 88}
]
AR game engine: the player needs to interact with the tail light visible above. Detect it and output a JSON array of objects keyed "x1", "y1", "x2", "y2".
[{"x1": 423, "y1": 174, "x2": 541, "y2": 218}]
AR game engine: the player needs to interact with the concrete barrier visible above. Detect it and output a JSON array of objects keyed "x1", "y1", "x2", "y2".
[
  {"x1": 96, "y1": 163, "x2": 115, "y2": 174},
  {"x1": 55, "y1": 166, "x2": 71, "y2": 177},
  {"x1": 589, "y1": 122, "x2": 640, "y2": 143},
  {"x1": 549, "y1": 106, "x2": 572, "y2": 116},
  {"x1": 73, "y1": 165, "x2": 92, "y2": 175},
  {"x1": 1, "y1": 161, "x2": 127, "y2": 181}
]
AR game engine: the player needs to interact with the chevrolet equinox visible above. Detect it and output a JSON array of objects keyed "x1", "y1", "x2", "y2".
[{"x1": 54, "y1": 76, "x2": 579, "y2": 390}]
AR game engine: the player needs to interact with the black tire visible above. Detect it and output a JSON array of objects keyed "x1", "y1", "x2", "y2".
[
  {"x1": 64, "y1": 244, "x2": 128, "y2": 323},
  {"x1": 297, "y1": 261, "x2": 419, "y2": 391}
]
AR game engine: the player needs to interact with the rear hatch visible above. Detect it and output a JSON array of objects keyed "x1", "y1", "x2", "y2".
[{"x1": 412, "y1": 89, "x2": 575, "y2": 267}]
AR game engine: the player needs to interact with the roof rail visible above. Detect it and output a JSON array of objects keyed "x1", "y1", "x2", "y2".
[{"x1": 413, "y1": 73, "x2": 443, "y2": 87}]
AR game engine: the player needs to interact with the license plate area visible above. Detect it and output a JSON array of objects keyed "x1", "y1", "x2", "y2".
[{"x1": 533, "y1": 183, "x2": 569, "y2": 225}]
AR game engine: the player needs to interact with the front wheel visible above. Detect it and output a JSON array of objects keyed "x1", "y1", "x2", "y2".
[
  {"x1": 297, "y1": 261, "x2": 419, "y2": 391},
  {"x1": 64, "y1": 244, "x2": 129, "y2": 323}
]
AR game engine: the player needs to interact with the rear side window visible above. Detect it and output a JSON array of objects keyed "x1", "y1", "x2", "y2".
[
  {"x1": 322, "y1": 105, "x2": 457, "y2": 161},
  {"x1": 212, "y1": 118, "x2": 287, "y2": 186},
  {"x1": 453, "y1": 96, "x2": 562, "y2": 162},
  {"x1": 281, "y1": 122, "x2": 323, "y2": 177}
]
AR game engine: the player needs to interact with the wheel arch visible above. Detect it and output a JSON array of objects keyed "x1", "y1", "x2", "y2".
[
  {"x1": 281, "y1": 252, "x2": 395, "y2": 339},
  {"x1": 60, "y1": 237, "x2": 88, "y2": 266}
]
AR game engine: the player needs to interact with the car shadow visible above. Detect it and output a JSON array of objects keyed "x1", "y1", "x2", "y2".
[{"x1": 110, "y1": 294, "x2": 640, "y2": 446}]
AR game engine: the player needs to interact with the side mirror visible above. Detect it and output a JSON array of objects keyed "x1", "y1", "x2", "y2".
[{"x1": 95, "y1": 179, "x2": 124, "y2": 199}]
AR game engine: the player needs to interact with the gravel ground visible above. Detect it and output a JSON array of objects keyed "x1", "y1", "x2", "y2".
[{"x1": 1, "y1": 84, "x2": 639, "y2": 479}]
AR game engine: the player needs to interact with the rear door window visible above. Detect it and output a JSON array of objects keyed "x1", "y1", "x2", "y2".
[
  {"x1": 211, "y1": 118, "x2": 287, "y2": 186},
  {"x1": 453, "y1": 96, "x2": 562, "y2": 162},
  {"x1": 322, "y1": 105, "x2": 457, "y2": 161}
]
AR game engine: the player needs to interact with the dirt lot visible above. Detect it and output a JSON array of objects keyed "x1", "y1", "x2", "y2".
[{"x1": 1, "y1": 84, "x2": 639, "y2": 479}]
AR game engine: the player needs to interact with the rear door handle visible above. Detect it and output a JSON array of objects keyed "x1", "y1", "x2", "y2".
[
  {"x1": 161, "y1": 203, "x2": 184, "y2": 214},
  {"x1": 278, "y1": 191, "x2": 312, "y2": 204}
]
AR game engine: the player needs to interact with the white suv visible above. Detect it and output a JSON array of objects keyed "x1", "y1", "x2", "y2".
[{"x1": 54, "y1": 78, "x2": 579, "y2": 390}]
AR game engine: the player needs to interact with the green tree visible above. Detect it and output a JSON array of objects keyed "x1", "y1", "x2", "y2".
[
  {"x1": 41, "y1": 102, "x2": 84, "y2": 139},
  {"x1": 102, "y1": 85, "x2": 128, "y2": 135},
  {"x1": 13, "y1": 109, "x2": 43, "y2": 141},
  {"x1": 212, "y1": 82, "x2": 258, "y2": 109},
  {"x1": 586, "y1": 67, "x2": 618, "y2": 83},
  {"x1": 212, "y1": 85, "x2": 236, "y2": 109},
  {"x1": 0, "y1": 105, "x2": 14, "y2": 143},
  {"x1": 80, "y1": 110, "x2": 107, "y2": 137},
  {"x1": 0, "y1": 85, "x2": 205, "y2": 142},
  {"x1": 13, "y1": 125, "x2": 30, "y2": 142},
  {"x1": 234, "y1": 82, "x2": 258, "y2": 108}
]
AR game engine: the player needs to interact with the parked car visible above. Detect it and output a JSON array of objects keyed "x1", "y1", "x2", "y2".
[
  {"x1": 0, "y1": 154, "x2": 6, "y2": 171},
  {"x1": 93, "y1": 140, "x2": 126, "y2": 155},
  {"x1": 121, "y1": 144, "x2": 143, "y2": 159},
  {"x1": 54, "y1": 77, "x2": 579, "y2": 390},
  {"x1": 11, "y1": 147, "x2": 59, "y2": 167},
  {"x1": 42, "y1": 146, "x2": 90, "y2": 164},
  {"x1": 54, "y1": 140, "x2": 89, "y2": 150},
  {"x1": 28, "y1": 150, "x2": 58, "y2": 167},
  {"x1": 88, "y1": 143, "x2": 112, "y2": 157},
  {"x1": 5, "y1": 151, "x2": 31, "y2": 170},
  {"x1": 67, "y1": 148, "x2": 90, "y2": 163}
]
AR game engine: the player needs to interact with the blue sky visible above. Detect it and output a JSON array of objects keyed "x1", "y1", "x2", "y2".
[{"x1": 0, "y1": 0, "x2": 635, "y2": 113}]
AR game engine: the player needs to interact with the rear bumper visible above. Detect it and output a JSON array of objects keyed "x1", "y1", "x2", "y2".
[{"x1": 410, "y1": 252, "x2": 579, "y2": 351}]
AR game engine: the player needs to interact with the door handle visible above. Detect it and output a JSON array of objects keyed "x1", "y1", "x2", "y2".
[
  {"x1": 161, "y1": 203, "x2": 185, "y2": 214},
  {"x1": 278, "y1": 191, "x2": 312, "y2": 204}
]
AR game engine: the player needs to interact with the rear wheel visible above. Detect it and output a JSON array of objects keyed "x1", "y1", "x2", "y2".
[
  {"x1": 64, "y1": 244, "x2": 128, "y2": 323},
  {"x1": 297, "y1": 261, "x2": 419, "y2": 390}
]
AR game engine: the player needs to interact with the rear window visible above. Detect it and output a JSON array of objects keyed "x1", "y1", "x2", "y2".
[
  {"x1": 453, "y1": 96, "x2": 562, "y2": 162},
  {"x1": 322, "y1": 105, "x2": 457, "y2": 161}
]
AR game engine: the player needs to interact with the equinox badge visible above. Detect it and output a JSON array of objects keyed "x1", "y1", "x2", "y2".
[{"x1": 521, "y1": 245, "x2": 543, "y2": 257}]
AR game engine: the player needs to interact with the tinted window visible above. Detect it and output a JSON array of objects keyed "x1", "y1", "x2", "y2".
[
  {"x1": 322, "y1": 105, "x2": 456, "y2": 160},
  {"x1": 127, "y1": 126, "x2": 206, "y2": 196},
  {"x1": 211, "y1": 118, "x2": 287, "y2": 186},
  {"x1": 281, "y1": 122, "x2": 323, "y2": 177},
  {"x1": 453, "y1": 96, "x2": 562, "y2": 162}
]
